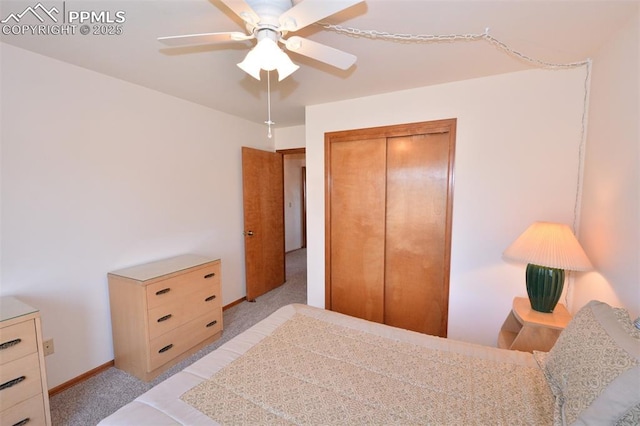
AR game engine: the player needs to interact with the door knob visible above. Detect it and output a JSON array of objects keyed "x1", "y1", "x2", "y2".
[{"x1": 244, "y1": 230, "x2": 254, "y2": 236}]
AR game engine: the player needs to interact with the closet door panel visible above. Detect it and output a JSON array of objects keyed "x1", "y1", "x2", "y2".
[
  {"x1": 329, "y1": 138, "x2": 387, "y2": 323},
  {"x1": 384, "y1": 133, "x2": 451, "y2": 336}
]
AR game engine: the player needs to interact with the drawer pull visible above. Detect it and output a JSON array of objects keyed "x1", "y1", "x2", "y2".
[
  {"x1": 204, "y1": 272, "x2": 216, "y2": 279},
  {"x1": 158, "y1": 344, "x2": 173, "y2": 354},
  {"x1": 157, "y1": 314, "x2": 172, "y2": 323},
  {"x1": 205, "y1": 295, "x2": 217, "y2": 302},
  {"x1": 0, "y1": 338, "x2": 21, "y2": 350},
  {"x1": 206, "y1": 320, "x2": 218, "y2": 328},
  {"x1": 0, "y1": 376, "x2": 26, "y2": 391},
  {"x1": 155, "y1": 288, "x2": 171, "y2": 296},
  {"x1": 13, "y1": 418, "x2": 30, "y2": 426}
]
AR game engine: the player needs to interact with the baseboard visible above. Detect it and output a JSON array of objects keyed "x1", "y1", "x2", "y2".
[
  {"x1": 285, "y1": 247, "x2": 305, "y2": 254},
  {"x1": 49, "y1": 360, "x2": 114, "y2": 397},
  {"x1": 48, "y1": 296, "x2": 248, "y2": 396},
  {"x1": 223, "y1": 296, "x2": 246, "y2": 310}
]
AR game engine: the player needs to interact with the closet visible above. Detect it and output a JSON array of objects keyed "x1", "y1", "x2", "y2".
[{"x1": 325, "y1": 119, "x2": 456, "y2": 337}]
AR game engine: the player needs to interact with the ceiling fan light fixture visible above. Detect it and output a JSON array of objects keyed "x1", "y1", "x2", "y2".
[
  {"x1": 237, "y1": 35, "x2": 299, "y2": 81},
  {"x1": 161, "y1": 0, "x2": 364, "y2": 82}
]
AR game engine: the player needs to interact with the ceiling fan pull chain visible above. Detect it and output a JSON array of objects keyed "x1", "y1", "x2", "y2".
[{"x1": 265, "y1": 70, "x2": 274, "y2": 139}]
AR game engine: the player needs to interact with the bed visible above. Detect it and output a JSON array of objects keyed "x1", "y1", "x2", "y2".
[{"x1": 99, "y1": 301, "x2": 639, "y2": 425}]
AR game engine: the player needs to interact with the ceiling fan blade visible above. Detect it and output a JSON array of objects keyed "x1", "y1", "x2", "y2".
[
  {"x1": 284, "y1": 36, "x2": 356, "y2": 70},
  {"x1": 279, "y1": 0, "x2": 364, "y2": 32},
  {"x1": 158, "y1": 32, "x2": 252, "y2": 47},
  {"x1": 218, "y1": 0, "x2": 260, "y2": 26}
]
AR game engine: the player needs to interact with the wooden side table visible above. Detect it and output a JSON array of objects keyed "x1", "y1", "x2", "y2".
[{"x1": 498, "y1": 297, "x2": 572, "y2": 353}]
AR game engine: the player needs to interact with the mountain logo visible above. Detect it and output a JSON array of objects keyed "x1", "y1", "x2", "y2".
[{"x1": 1, "y1": 3, "x2": 60, "y2": 24}]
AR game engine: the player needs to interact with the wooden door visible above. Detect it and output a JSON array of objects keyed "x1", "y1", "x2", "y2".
[
  {"x1": 325, "y1": 120, "x2": 456, "y2": 337},
  {"x1": 242, "y1": 147, "x2": 285, "y2": 301},
  {"x1": 327, "y1": 137, "x2": 387, "y2": 322},
  {"x1": 384, "y1": 132, "x2": 452, "y2": 336}
]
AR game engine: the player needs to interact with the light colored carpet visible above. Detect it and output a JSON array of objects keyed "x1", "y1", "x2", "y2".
[{"x1": 50, "y1": 248, "x2": 307, "y2": 425}]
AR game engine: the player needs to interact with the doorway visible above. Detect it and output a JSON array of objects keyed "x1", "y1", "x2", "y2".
[
  {"x1": 241, "y1": 147, "x2": 306, "y2": 302},
  {"x1": 279, "y1": 148, "x2": 307, "y2": 254}
]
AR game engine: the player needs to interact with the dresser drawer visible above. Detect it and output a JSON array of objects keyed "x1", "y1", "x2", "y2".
[
  {"x1": 0, "y1": 393, "x2": 46, "y2": 426},
  {"x1": 0, "y1": 353, "x2": 42, "y2": 411},
  {"x1": 147, "y1": 282, "x2": 221, "y2": 340},
  {"x1": 0, "y1": 320, "x2": 37, "y2": 365},
  {"x1": 146, "y1": 263, "x2": 220, "y2": 310},
  {"x1": 148, "y1": 310, "x2": 222, "y2": 372}
]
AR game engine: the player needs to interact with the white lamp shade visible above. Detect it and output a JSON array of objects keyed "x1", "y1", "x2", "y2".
[
  {"x1": 252, "y1": 37, "x2": 280, "y2": 71},
  {"x1": 503, "y1": 221, "x2": 593, "y2": 271},
  {"x1": 275, "y1": 50, "x2": 299, "y2": 81},
  {"x1": 237, "y1": 49, "x2": 262, "y2": 80}
]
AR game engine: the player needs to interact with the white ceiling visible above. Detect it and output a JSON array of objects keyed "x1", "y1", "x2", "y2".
[{"x1": 1, "y1": 0, "x2": 637, "y2": 127}]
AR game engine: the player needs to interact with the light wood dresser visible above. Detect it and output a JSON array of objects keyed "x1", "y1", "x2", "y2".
[
  {"x1": 108, "y1": 254, "x2": 223, "y2": 381},
  {"x1": 0, "y1": 296, "x2": 52, "y2": 426}
]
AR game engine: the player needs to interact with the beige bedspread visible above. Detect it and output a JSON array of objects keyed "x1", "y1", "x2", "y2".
[{"x1": 181, "y1": 308, "x2": 554, "y2": 425}]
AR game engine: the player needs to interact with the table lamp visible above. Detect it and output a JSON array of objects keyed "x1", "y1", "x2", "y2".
[{"x1": 503, "y1": 221, "x2": 593, "y2": 313}]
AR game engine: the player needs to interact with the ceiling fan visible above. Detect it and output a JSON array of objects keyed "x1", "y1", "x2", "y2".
[{"x1": 158, "y1": 0, "x2": 364, "y2": 81}]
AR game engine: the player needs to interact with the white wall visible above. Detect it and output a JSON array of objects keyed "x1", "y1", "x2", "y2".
[
  {"x1": 274, "y1": 125, "x2": 305, "y2": 150},
  {"x1": 305, "y1": 68, "x2": 587, "y2": 346},
  {"x1": 574, "y1": 12, "x2": 640, "y2": 317},
  {"x1": 0, "y1": 44, "x2": 270, "y2": 388}
]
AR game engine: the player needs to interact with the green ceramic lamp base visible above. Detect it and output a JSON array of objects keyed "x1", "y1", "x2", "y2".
[{"x1": 525, "y1": 263, "x2": 565, "y2": 313}]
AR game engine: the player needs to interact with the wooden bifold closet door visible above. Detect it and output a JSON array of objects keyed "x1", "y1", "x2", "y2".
[{"x1": 325, "y1": 119, "x2": 456, "y2": 337}]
